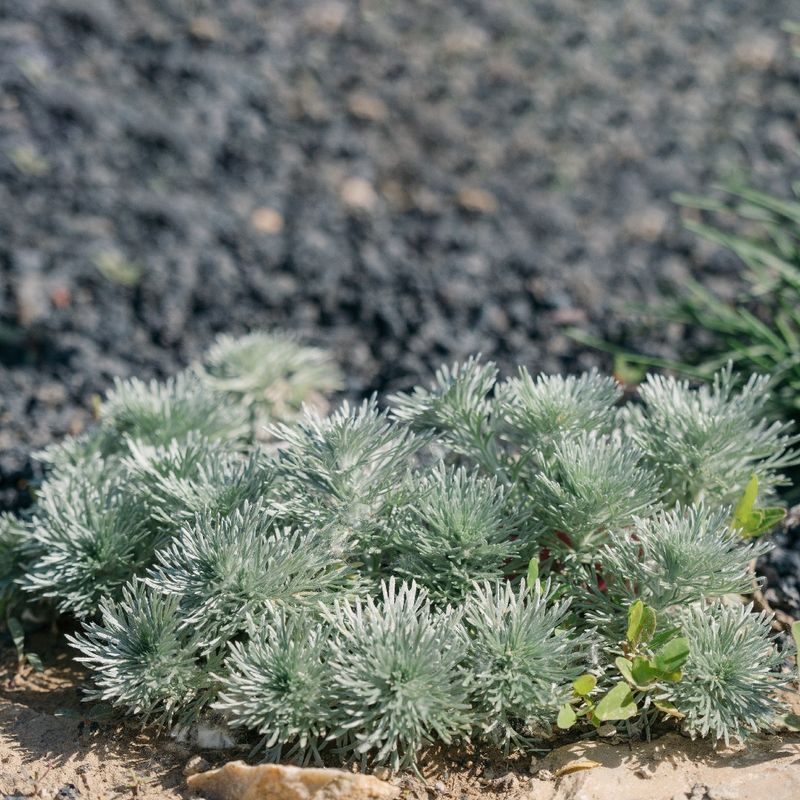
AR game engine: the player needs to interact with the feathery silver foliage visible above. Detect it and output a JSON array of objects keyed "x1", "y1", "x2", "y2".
[
  {"x1": 322, "y1": 579, "x2": 472, "y2": 770},
  {"x1": 464, "y1": 580, "x2": 584, "y2": 748},
  {"x1": 625, "y1": 367, "x2": 799, "y2": 505},
  {"x1": 215, "y1": 610, "x2": 334, "y2": 762},
  {"x1": 390, "y1": 465, "x2": 519, "y2": 604},
  {"x1": 600, "y1": 505, "x2": 769, "y2": 614},
  {"x1": 497, "y1": 369, "x2": 621, "y2": 452},
  {"x1": 197, "y1": 331, "x2": 342, "y2": 423},
  {"x1": 389, "y1": 358, "x2": 502, "y2": 473},
  {"x1": 68, "y1": 582, "x2": 214, "y2": 727},
  {"x1": 145, "y1": 501, "x2": 356, "y2": 651},
  {"x1": 665, "y1": 602, "x2": 786, "y2": 744},
  {"x1": 22, "y1": 458, "x2": 154, "y2": 617},
  {"x1": 526, "y1": 431, "x2": 661, "y2": 559}
]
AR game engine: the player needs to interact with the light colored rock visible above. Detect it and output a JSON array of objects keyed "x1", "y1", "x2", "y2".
[
  {"x1": 624, "y1": 206, "x2": 668, "y2": 241},
  {"x1": 347, "y1": 93, "x2": 388, "y2": 122},
  {"x1": 456, "y1": 187, "x2": 498, "y2": 214},
  {"x1": 188, "y1": 16, "x2": 222, "y2": 41},
  {"x1": 250, "y1": 207, "x2": 285, "y2": 234},
  {"x1": 304, "y1": 2, "x2": 348, "y2": 34},
  {"x1": 340, "y1": 178, "x2": 379, "y2": 213},
  {"x1": 734, "y1": 36, "x2": 779, "y2": 70},
  {"x1": 187, "y1": 762, "x2": 401, "y2": 800}
]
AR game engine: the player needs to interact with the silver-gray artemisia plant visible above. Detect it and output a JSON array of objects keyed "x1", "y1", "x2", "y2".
[{"x1": 4, "y1": 332, "x2": 798, "y2": 769}]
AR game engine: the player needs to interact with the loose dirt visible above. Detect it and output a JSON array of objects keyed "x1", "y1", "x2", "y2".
[{"x1": 2, "y1": 646, "x2": 799, "y2": 800}]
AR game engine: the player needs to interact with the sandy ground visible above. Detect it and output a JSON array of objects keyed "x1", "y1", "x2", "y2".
[{"x1": 2, "y1": 642, "x2": 800, "y2": 800}]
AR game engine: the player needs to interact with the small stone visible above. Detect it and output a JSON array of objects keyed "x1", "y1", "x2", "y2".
[
  {"x1": 9, "y1": 145, "x2": 48, "y2": 176},
  {"x1": 597, "y1": 723, "x2": 617, "y2": 738},
  {"x1": 486, "y1": 774, "x2": 517, "y2": 792},
  {"x1": 624, "y1": 206, "x2": 667, "y2": 241},
  {"x1": 548, "y1": 307, "x2": 588, "y2": 326},
  {"x1": 442, "y1": 26, "x2": 489, "y2": 56},
  {"x1": 340, "y1": 178, "x2": 379, "y2": 213},
  {"x1": 347, "y1": 93, "x2": 389, "y2": 122},
  {"x1": 380, "y1": 180, "x2": 412, "y2": 211},
  {"x1": 14, "y1": 251, "x2": 48, "y2": 325},
  {"x1": 250, "y1": 207, "x2": 284, "y2": 235},
  {"x1": 50, "y1": 286, "x2": 71, "y2": 309},
  {"x1": 372, "y1": 768, "x2": 391, "y2": 782},
  {"x1": 188, "y1": 16, "x2": 221, "y2": 41},
  {"x1": 186, "y1": 762, "x2": 400, "y2": 800},
  {"x1": 735, "y1": 36, "x2": 778, "y2": 70},
  {"x1": 707, "y1": 788, "x2": 741, "y2": 800},
  {"x1": 184, "y1": 755, "x2": 211, "y2": 777},
  {"x1": 304, "y1": 2, "x2": 347, "y2": 34},
  {"x1": 535, "y1": 769, "x2": 555, "y2": 782},
  {"x1": 34, "y1": 381, "x2": 67, "y2": 406},
  {"x1": 456, "y1": 187, "x2": 498, "y2": 214},
  {"x1": 433, "y1": 781, "x2": 447, "y2": 794},
  {"x1": 56, "y1": 786, "x2": 80, "y2": 799},
  {"x1": 411, "y1": 187, "x2": 442, "y2": 215}
]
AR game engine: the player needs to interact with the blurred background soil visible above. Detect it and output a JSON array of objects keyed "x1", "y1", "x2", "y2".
[{"x1": 1, "y1": 0, "x2": 800, "y2": 507}]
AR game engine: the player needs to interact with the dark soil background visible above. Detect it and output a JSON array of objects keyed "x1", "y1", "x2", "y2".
[{"x1": 1, "y1": 0, "x2": 799, "y2": 513}]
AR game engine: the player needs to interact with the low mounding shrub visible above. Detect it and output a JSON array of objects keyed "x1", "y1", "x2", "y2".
[{"x1": 3, "y1": 333, "x2": 799, "y2": 768}]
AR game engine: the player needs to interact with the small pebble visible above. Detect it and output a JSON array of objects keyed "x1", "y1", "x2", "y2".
[
  {"x1": 341, "y1": 178, "x2": 379, "y2": 213},
  {"x1": 183, "y1": 755, "x2": 210, "y2": 777},
  {"x1": 456, "y1": 187, "x2": 498, "y2": 214},
  {"x1": 347, "y1": 92, "x2": 388, "y2": 122},
  {"x1": 250, "y1": 207, "x2": 284, "y2": 235},
  {"x1": 188, "y1": 17, "x2": 221, "y2": 41},
  {"x1": 304, "y1": 2, "x2": 347, "y2": 34}
]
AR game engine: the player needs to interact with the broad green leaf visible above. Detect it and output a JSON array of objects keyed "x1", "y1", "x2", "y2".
[
  {"x1": 649, "y1": 626, "x2": 682, "y2": 650},
  {"x1": 631, "y1": 657, "x2": 661, "y2": 686},
  {"x1": 557, "y1": 703, "x2": 577, "y2": 729},
  {"x1": 615, "y1": 657, "x2": 635, "y2": 685},
  {"x1": 573, "y1": 674, "x2": 596, "y2": 696},
  {"x1": 626, "y1": 600, "x2": 644, "y2": 646},
  {"x1": 526, "y1": 558, "x2": 539, "y2": 594},
  {"x1": 654, "y1": 637, "x2": 689, "y2": 674},
  {"x1": 626, "y1": 601, "x2": 655, "y2": 646},
  {"x1": 641, "y1": 605, "x2": 657, "y2": 644},
  {"x1": 594, "y1": 682, "x2": 638, "y2": 722},
  {"x1": 732, "y1": 474, "x2": 786, "y2": 538},
  {"x1": 741, "y1": 507, "x2": 786, "y2": 538},
  {"x1": 733, "y1": 473, "x2": 759, "y2": 529}
]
